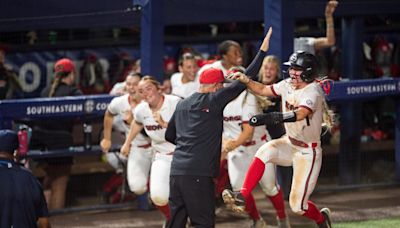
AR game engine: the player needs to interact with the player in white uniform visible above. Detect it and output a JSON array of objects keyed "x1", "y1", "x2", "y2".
[
  {"x1": 101, "y1": 72, "x2": 149, "y2": 166},
  {"x1": 223, "y1": 51, "x2": 334, "y2": 228},
  {"x1": 222, "y1": 90, "x2": 290, "y2": 228},
  {"x1": 197, "y1": 40, "x2": 243, "y2": 78},
  {"x1": 170, "y1": 53, "x2": 200, "y2": 98},
  {"x1": 120, "y1": 76, "x2": 181, "y2": 223}
]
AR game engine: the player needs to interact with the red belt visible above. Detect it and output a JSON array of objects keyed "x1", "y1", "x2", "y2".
[
  {"x1": 243, "y1": 140, "x2": 256, "y2": 147},
  {"x1": 288, "y1": 136, "x2": 309, "y2": 148},
  {"x1": 137, "y1": 143, "x2": 151, "y2": 149}
]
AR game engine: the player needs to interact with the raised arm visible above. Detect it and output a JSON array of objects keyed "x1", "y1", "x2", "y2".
[
  {"x1": 313, "y1": 0, "x2": 338, "y2": 51},
  {"x1": 215, "y1": 28, "x2": 273, "y2": 106}
]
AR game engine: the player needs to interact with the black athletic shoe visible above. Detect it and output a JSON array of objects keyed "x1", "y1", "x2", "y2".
[
  {"x1": 221, "y1": 189, "x2": 246, "y2": 213},
  {"x1": 318, "y1": 208, "x2": 332, "y2": 228}
]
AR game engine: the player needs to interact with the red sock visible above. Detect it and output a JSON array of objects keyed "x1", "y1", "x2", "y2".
[
  {"x1": 240, "y1": 157, "x2": 265, "y2": 198},
  {"x1": 302, "y1": 201, "x2": 324, "y2": 224},
  {"x1": 268, "y1": 188, "x2": 286, "y2": 219},
  {"x1": 156, "y1": 204, "x2": 171, "y2": 220},
  {"x1": 215, "y1": 159, "x2": 229, "y2": 196},
  {"x1": 245, "y1": 194, "x2": 260, "y2": 220}
]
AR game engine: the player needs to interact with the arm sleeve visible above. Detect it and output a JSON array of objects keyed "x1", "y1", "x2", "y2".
[
  {"x1": 214, "y1": 50, "x2": 267, "y2": 108},
  {"x1": 165, "y1": 111, "x2": 177, "y2": 144},
  {"x1": 245, "y1": 50, "x2": 267, "y2": 80}
]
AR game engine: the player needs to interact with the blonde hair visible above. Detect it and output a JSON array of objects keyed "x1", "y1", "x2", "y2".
[
  {"x1": 317, "y1": 85, "x2": 335, "y2": 131},
  {"x1": 258, "y1": 55, "x2": 281, "y2": 84},
  {"x1": 140, "y1": 75, "x2": 161, "y2": 87}
]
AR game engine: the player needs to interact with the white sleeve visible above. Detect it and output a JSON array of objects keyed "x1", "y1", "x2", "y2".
[
  {"x1": 299, "y1": 90, "x2": 319, "y2": 113},
  {"x1": 133, "y1": 104, "x2": 144, "y2": 124},
  {"x1": 107, "y1": 98, "x2": 119, "y2": 115},
  {"x1": 271, "y1": 80, "x2": 286, "y2": 97}
]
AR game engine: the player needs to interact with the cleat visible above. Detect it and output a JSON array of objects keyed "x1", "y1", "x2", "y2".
[
  {"x1": 318, "y1": 208, "x2": 332, "y2": 228},
  {"x1": 222, "y1": 189, "x2": 246, "y2": 213},
  {"x1": 277, "y1": 216, "x2": 291, "y2": 228},
  {"x1": 251, "y1": 217, "x2": 267, "y2": 228}
]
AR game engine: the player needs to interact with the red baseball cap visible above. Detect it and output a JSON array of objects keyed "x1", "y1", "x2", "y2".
[
  {"x1": 54, "y1": 58, "x2": 75, "y2": 73},
  {"x1": 199, "y1": 68, "x2": 228, "y2": 84}
]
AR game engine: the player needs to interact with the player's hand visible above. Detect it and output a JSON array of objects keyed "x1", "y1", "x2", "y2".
[
  {"x1": 221, "y1": 139, "x2": 237, "y2": 160},
  {"x1": 226, "y1": 72, "x2": 250, "y2": 84},
  {"x1": 120, "y1": 142, "x2": 131, "y2": 157},
  {"x1": 100, "y1": 138, "x2": 111, "y2": 153},
  {"x1": 260, "y1": 27, "x2": 273, "y2": 52},
  {"x1": 325, "y1": 0, "x2": 338, "y2": 17},
  {"x1": 223, "y1": 139, "x2": 237, "y2": 153},
  {"x1": 152, "y1": 111, "x2": 168, "y2": 128}
]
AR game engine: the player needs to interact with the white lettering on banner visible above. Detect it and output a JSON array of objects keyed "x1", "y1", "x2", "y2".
[
  {"x1": 96, "y1": 102, "x2": 108, "y2": 111},
  {"x1": 19, "y1": 62, "x2": 41, "y2": 92},
  {"x1": 346, "y1": 83, "x2": 396, "y2": 95},
  {"x1": 26, "y1": 104, "x2": 83, "y2": 115}
]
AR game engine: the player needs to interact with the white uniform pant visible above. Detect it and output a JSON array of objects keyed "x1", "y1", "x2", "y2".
[
  {"x1": 227, "y1": 141, "x2": 280, "y2": 196},
  {"x1": 127, "y1": 147, "x2": 172, "y2": 207},
  {"x1": 255, "y1": 136, "x2": 322, "y2": 214},
  {"x1": 127, "y1": 146, "x2": 153, "y2": 195}
]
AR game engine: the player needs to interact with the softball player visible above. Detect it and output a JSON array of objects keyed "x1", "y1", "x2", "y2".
[
  {"x1": 120, "y1": 76, "x2": 181, "y2": 223},
  {"x1": 100, "y1": 73, "x2": 152, "y2": 193},
  {"x1": 170, "y1": 53, "x2": 200, "y2": 98},
  {"x1": 223, "y1": 51, "x2": 334, "y2": 228},
  {"x1": 222, "y1": 90, "x2": 290, "y2": 228}
]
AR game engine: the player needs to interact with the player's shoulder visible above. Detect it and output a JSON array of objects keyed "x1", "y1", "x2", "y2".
[
  {"x1": 165, "y1": 94, "x2": 183, "y2": 104},
  {"x1": 135, "y1": 101, "x2": 149, "y2": 112},
  {"x1": 170, "y1": 72, "x2": 183, "y2": 85}
]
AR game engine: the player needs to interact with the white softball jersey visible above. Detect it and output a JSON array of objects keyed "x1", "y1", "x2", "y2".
[
  {"x1": 134, "y1": 94, "x2": 181, "y2": 154},
  {"x1": 107, "y1": 94, "x2": 149, "y2": 147},
  {"x1": 272, "y1": 80, "x2": 323, "y2": 145},
  {"x1": 198, "y1": 60, "x2": 228, "y2": 78},
  {"x1": 170, "y1": 72, "x2": 199, "y2": 98}
]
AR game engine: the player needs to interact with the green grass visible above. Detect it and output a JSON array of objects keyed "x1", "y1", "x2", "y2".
[{"x1": 335, "y1": 217, "x2": 400, "y2": 228}]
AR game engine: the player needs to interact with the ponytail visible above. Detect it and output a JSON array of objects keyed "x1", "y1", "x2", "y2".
[{"x1": 49, "y1": 72, "x2": 69, "y2": 97}]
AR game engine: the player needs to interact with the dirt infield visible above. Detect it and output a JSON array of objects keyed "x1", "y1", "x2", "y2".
[{"x1": 50, "y1": 185, "x2": 400, "y2": 227}]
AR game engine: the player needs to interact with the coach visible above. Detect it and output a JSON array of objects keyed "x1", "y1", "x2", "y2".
[
  {"x1": 165, "y1": 28, "x2": 272, "y2": 228},
  {"x1": 0, "y1": 130, "x2": 51, "y2": 228}
]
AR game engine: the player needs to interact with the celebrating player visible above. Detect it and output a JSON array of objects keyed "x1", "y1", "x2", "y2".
[
  {"x1": 120, "y1": 76, "x2": 181, "y2": 225},
  {"x1": 223, "y1": 51, "x2": 334, "y2": 228},
  {"x1": 221, "y1": 87, "x2": 290, "y2": 227},
  {"x1": 100, "y1": 72, "x2": 152, "y2": 197}
]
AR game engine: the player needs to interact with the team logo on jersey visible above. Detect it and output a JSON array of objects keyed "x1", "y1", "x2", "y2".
[
  {"x1": 285, "y1": 101, "x2": 297, "y2": 111},
  {"x1": 223, "y1": 116, "x2": 241, "y2": 121},
  {"x1": 306, "y1": 99, "x2": 313, "y2": 106},
  {"x1": 145, "y1": 125, "x2": 163, "y2": 131}
]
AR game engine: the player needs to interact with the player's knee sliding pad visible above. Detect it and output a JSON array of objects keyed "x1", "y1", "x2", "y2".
[
  {"x1": 129, "y1": 185, "x2": 148, "y2": 195},
  {"x1": 151, "y1": 195, "x2": 169, "y2": 206}
]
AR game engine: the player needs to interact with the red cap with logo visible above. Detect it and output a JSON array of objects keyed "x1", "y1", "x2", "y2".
[
  {"x1": 54, "y1": 58, "x2": 75, "y2": 74},
  {"x1": 199, "y1": 68, "x2": 228, "y2": 84}
]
